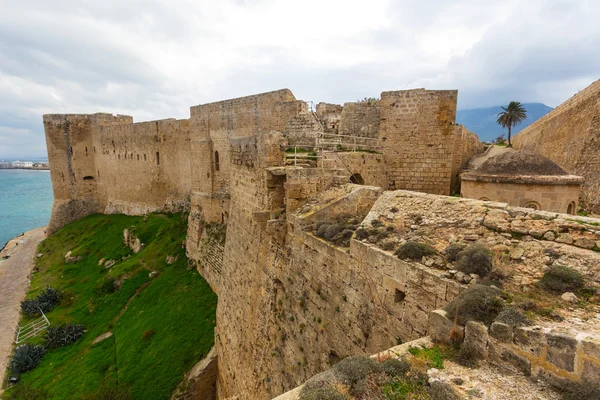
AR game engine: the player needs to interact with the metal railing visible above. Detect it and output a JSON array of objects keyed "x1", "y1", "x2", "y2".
[
  {"x1": 316, "y1": 133, "x2": 380, "y2": 152},
  {"x1": 14, "y1": 310, "x2": 50, "y2": 344}
]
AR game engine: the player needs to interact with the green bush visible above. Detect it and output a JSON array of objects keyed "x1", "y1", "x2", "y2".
[
  {"x1": 300, "y1": 386, "x2": 347, "y2": 400},
  {"x1": 333, "y1": 356, "x2": 381, "y2": 385},
  {"x1": 444, "y1": 285, "x2": 506, "y2": 326},
  {"x1": 455, "y1": 244, "x2": 492, "y2": 277},
  {"x1": 10, "y1": 344, "x2": 47, "y2": 373},
  {"x1": 538, "y1": 265, "x2": 585, "y2": 293},
  {"x1": 45, "y1": 323, "x2": 85, "y2": 349},
  {"x1": 494, "y1": 307, "x2": 532, "y2": 327},
  {"x1": 444, "y1": 243, "x2": 466, "y2": 262},
  {"x1": 380, "y1": 357, "x2": 411, "y2": 377},
  {"x1": 395, "y1": 241, "x2": 436, "y2": 260}
]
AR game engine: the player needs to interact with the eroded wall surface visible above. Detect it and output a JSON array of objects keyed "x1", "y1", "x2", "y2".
[
  {"x1": 512, "y1": 79, "x2": 600, "y2": 211},
  {"x1": 380, "y1": 89, "x2": 460, "y2": 194}
]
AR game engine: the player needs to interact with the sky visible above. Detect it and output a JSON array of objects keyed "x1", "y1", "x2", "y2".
[{"x1": 1, "y1": 0, "x2": 599, "y2": 159}]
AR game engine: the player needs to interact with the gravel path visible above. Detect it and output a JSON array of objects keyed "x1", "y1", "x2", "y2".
[{"x1": 0, "y1": 227, "x2": 46, "y2": 391}]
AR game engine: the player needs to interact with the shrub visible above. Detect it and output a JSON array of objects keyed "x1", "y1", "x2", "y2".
[
  {"x1": 355, "y1": 228, "x2": 369, "y2": 241},
  {"x1": 299, "y1": 386, "x2": 346, "y2": 400},
  {"x1": 21, "y1": 286, "x2": 63, "y2": 317},
  {"x1": 380, "y1": 357, "x2": 411, "y2": 377},
  {"x1": 333, "y1": 356, "x2": 381, "y2": 385},
  {"x1": 538, "y1": 265, "x2": 585, "y2": 293},
  {"x1": 455, "y1": 244, "x2": 493, "y2": 277},
  {"x1": 494, "y1": 307, "x2": 532, "y2": 327},
  {"x1": 45, "y1": 323, "x2": 85, "y2": 349},
  {"x1": 444, "y1": 243, "x2": 466, "y2": 262},
  {"x1": 444, "y1": 285, "x2": 506, "y2": 326},
  {"x1": 10, "y1": 344, "x2": 46, "y2": 373},
  {"x1": 101, "y1": 279, "x2": 116, "y2": 294},
  {"x1": 395, "y1": 241, "x2": 436, "y2": 260}
]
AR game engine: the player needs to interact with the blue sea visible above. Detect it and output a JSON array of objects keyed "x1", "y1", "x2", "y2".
[{"x1": 0, "y1": 169, "x2": 53, "y2": 247}]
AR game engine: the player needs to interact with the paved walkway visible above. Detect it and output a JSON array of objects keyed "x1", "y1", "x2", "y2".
[
  {"x1": 0, "y1": 227, "x2": 46, "y2": 389},
  {"x1": 469, "y1": 145, "x2": 515, "y2": 170}
]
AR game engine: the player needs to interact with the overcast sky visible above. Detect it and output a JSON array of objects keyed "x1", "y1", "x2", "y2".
[{"x1": 1, "y1": 0, "x2": 599, "y2": 158}]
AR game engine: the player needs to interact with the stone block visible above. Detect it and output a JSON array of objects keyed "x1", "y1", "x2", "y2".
[
  {"x1": 463, "y1": 321, "x2": 489, "y2": 360},
  {"x1": 555, "y1": 233, "x2": 574, "y2": 244},
  {"x1": 514, "y1": 326, "x2": 546, "y2": 357},
  {"x1": 402, "y1": 303, "x2": 429, "y2": 334},
  {"x1": 574, "y1": 237, "x2": 596, "y2": 249},
  {"x1": 501, "y1": 348, "x2": 532, "y2": 376},
  {"x1": 406, "y1": 266, "x2": 424, "y2": 285},
  {"x1": 546, "y1": 331, "x2": 578, "y2": 372},
  {"x1": 582, "y1": 336, "x2": 600, "y2": 360},
  {"x1": 582, "y1": 359, "x2": 600, "y2": 383},
  {"x1": 428, "y1": 309, "x2": 464, "y2": 345},
  {"x1": 490, "y1": 321, "x2": 513, "y2": 343},
  {"x1": 421, "y1": 271, "x2": 447, "y2": 299}
]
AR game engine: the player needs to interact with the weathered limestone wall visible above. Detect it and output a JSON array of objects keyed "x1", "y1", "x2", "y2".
[
  {"x1": 461, "y1": 178, "x2": 582, "y2": 214},
  {"x1": 44, "y1": 113, "x2": 133, "y2": 233},
  {"x1": 316, "y1": 102, "x2": 343, "y2": 134},
  {"x1": 380, "y1": 89, "x2": 459, "y2": 194},
  {"x1": 96, "y1": 118, "x2": 192, "y2": 215},
  {"x1": 512, "y1": 79, "x2": 600, "y2": 211},
  {"x1": 215, "y1": 183, "x2": 465, "y2": 399},
  {"x1": 451, "y1": 125, "x2": 484, "y2": 193},
  {"x1": 338, "y1": 101, "x2": 380, "y2": 138}
]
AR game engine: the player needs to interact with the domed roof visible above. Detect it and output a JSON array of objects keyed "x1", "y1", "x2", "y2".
[{"x1": 474, "y1": 150, "x2": 568, "y2": 176}]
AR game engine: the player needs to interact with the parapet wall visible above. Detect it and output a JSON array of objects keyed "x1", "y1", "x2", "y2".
[{"x1": 513, "y1": 79, "x2": 600, "y2": 212}]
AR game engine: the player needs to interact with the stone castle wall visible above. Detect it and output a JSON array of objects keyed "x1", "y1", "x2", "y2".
[
  {"x1": 451, "y1": 125, "x2": 484, "y2": 193},
  {"x1": 338, "y1": 101, "x2": 381, "y2": 138},
  {"x1": 380, "y1": 89, "x2": 460, "y2": 194},
  {"x1": 512, "y1": 79, "x2": 600, "y2": 211}
]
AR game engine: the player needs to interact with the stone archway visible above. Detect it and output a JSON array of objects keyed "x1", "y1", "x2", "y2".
[{"x1": 349, "y1": 173, "x2": 365, "y2": 185}]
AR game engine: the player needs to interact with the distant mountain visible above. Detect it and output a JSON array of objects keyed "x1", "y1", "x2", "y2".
[{"x1": 457, "y1": 103, "x2": 553, "y2": 143}]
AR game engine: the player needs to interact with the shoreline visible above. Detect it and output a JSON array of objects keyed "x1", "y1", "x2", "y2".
[
  {"x1": 0, "y1": 226, "x2": 47, "y2": 391},
  {"x1": 0, "y1": 167, "x2": 50, "y2": 171}
]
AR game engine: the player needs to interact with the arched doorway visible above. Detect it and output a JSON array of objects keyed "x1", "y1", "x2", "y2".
[
  {"x1": 349, "y1": 173, "x2": 364, "y2": 185},
  {"x1": 567, "y1": 201, "x2": 576, "y2": 215}
]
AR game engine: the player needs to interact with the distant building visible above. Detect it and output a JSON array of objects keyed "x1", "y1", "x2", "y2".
[{"x1": 12, "y1": 161, "x2": 34, "y2": 168}]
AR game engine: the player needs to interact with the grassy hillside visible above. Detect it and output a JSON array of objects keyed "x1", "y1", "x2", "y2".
[{"x1": 5, "y1": 213, "x2": 217, "y2": 400}]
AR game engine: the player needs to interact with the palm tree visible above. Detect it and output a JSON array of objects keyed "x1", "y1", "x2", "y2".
[{"x1": 496, "y1": 101, "x2": 527, "y2": 147}]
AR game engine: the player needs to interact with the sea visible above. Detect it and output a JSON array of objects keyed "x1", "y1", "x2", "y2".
[{"x1": 0, "y1": 169, "x2": 53, "y2": 248}]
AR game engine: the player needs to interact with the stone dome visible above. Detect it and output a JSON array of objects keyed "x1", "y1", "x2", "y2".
[{"x1": 474, "y1": 150, "x2": 567, "y2": 176}]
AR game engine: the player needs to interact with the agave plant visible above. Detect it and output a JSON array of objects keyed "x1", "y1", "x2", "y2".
[
  {"x1": 10, "y1": 344, "x2": 47, "y2": 373},
  {"x1": 20, "y1": 286, "x2": 63, "y2": 317},
  {"x1": 45, "y1": 324, "x2": 85, "y2": 349},
  {"x1": 20, "y1": 299, "x2": 41, "y2": 318}
]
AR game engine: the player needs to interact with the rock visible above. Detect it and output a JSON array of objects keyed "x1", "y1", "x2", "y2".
[
  {"x1": 65, "y1": 250, "x2": 72, "y2": 258},
  {"x1": 166, "y1": 255, "x2": 178, "y2": 265},
  {"x1": 98, "y1": 258, "x2": 105, "y2": 266},
  {"x1": 529, "y1": 230, "x2": 544, "y2": 239},
  {"x1": 456, "y1": 271, "x2": 466, "y2": 282},
  {"x1": 490, "y1": 322, "x2": 513, "y2": 343},
  {"x1": 65, "y1": 254, "x2": 82, "y2": 263},
  {"x1": 509, "y1": 247, "x2": 525, "y2": 260},
  {"x1": 36, "y1": 253, "x2": 43, "y2": 258},
  {"x1": 448, "y1": 270, "x2": 457, "y2": 275},
  {"x1": 123, "y1": 228, "x2": 144, "y2": 254},
  {"x1": 596, "y1": 241, "x2": 600, "y2": 250},
  {"x1": 464, "y1": 235, "x2": 479, "y2": 241},
  {"x1": 104, "y1": 259, "x2": 116, "y2": 269},
  {"x1": 543, "y1": 231, "x2": 556, "y2": 241},
  {"x1": 451, "y1": 377, "x2": 464, "y2": 385},
  {"x1": 92, "y1": 332, "x2": 113, "y2": 345},
  {"x1": 555, "y1": 234, "x2": 574, "y2": 245},
  {"x1": 561, "y1": 292, "x2": 579, "y2": 303},
  {"x1": 463, "y1": 274, "x2": 472, "y2": 283},
  {"x1": 463, "y1": 321, "x2": 489, "y2": 360},
  {"x1": 574, "y1": 237, "x2": 596, "y2": 249},
  {"x1": 149, "y1": 271, "x2": 159, "y2": 279}
]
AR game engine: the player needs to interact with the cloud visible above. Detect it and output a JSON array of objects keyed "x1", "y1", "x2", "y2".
[{"x1": 0, "y1": 0, "x2": 598, "y2": 158}]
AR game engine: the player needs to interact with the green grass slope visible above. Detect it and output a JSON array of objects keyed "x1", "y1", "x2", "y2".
[{"x1": 6, "y1": 213, "x2": 217, "y2": 400}]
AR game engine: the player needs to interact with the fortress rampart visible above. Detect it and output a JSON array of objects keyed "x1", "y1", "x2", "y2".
[
  {"x1": 512, "y1": 79, "x2": 600, "y2": 212},
  {"x1": 43, "y1": 88, "x2": 494, "y2": 399}
]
